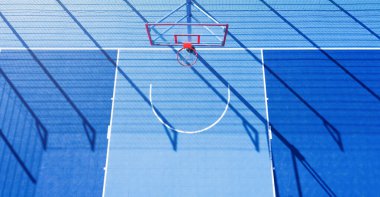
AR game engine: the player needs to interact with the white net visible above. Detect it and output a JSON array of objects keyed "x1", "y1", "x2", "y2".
[{"x1": 177, "y1": 48, "x2": 198, "y2": 66}]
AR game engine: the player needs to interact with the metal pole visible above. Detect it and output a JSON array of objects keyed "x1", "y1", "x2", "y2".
[{"x1": 186, "y1": 0, "x2": 192, "y2": 43}]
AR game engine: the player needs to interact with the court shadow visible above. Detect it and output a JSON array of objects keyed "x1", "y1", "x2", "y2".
[
  {"x1": 0, "y1": 68, "x2": 48, "y2": 149},
  {"x1": 195, "y1": 53, "x2": 336, "y2": 195},
  {"x1": 259, "y1": 52, "x2": 344, "y2": 151},
  {"x1": 53, "y1": 0, "x2": 179, "y2": 151},
  {"x1": 242, "y1": 121, "x2": 260, "y2": 152},
  {"x1": 0, "y1": 130, "x2": 37, "y2": 184},
  {"x1": 190, "y1": 67, "x2": 260, "y2": 151},
  {"x1": 198, "y1": 53, "x2": 343, "y2": 151},
  {"x1": 271, "y1": 126, "x2": 337, "y2": 197},
  {"x1": 258, "y1": 0, "x2": 380, "y2": 101},
  {"x1": 224, "y1": 34, "x2": 343, "y2": 151},
  {"x1": 0, "y1": 79, "x2": 45, "y2": 194},
  {"x1": 163, "y1": 125, "x2": 178, "y2": 151},
  {"x1": 0, "y1": 12, "x2": 97, "y2": 151},
  {"x1": 190, "y1": 1, "x2": 344, "y2": 149},
  {"x1": 328, "y1": 0, "x2": 380, "y2": 40}
]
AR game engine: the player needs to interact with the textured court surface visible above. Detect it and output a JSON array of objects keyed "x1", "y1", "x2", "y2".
[
  {"x1": 0, "y1": 0, "x2": 380, "y2": 197},
  {"x1": 265, "y1": 50, "x2": 380, "y2": 196},
  {"x1": 1, "y1": 0, "x2": 380, "y2": 48}
]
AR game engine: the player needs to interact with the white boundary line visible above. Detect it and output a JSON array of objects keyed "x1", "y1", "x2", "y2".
[
  {"x1": 102, "y1": 49, "x2": 120, "y2": 197},
  {"x1": 1, "y1": 47, "x2": 380, "y2": 51},
  {"x1": 261, "y1": 49, "x2": 276, "y2": 197}
]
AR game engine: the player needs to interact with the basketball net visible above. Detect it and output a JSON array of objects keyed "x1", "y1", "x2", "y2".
[{"x1": 177, "y1": 42, "x2": 198, "y2": 67}]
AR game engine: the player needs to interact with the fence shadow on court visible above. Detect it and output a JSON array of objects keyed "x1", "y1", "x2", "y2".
[
  {"x1": 190, "y1": 67, "x2": 260, "y2": 151},
  {"x1": 0, "y1": 68, "x2": 48, "y2": 149},
  {"x1": 195, "y1": 52, "x2": 337, "y2": 196},
  {"x1": 270, "y1": 126, "x2": 337, "y2": 197},
  {"x1": 0, "y1": 73, "x2": 45, "y2": 195},
  {"x1": 196, "y1": 53, "x2": 337, "y2": 196},
  {"x1": 327, "y1": 0, "x2": 380, "y2": 40},
  {"x1": 0, "y1": 12, "x2": 97, "y2": 151},
  {"x1": 52, "y1": 0, "x2": 181, "y2": 151},
  {"x1": 259, "y1": 0, "x2": 380, "y2": 101},
  {"x1": 190, "y1": 2, "x2": 341, "y2": 195}
]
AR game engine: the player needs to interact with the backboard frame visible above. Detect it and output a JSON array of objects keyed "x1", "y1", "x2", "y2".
[{"x1": 145, "y1": 23, "x2": 229, "y2": 46}]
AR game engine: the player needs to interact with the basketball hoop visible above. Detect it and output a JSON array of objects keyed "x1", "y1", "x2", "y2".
[{"x1": 177, "y1": 42, "x2": 198, "y2": 67}]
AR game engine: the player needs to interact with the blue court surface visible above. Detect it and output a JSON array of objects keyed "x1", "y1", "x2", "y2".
[{"x1": 0, "y1": 0, "x2": 380, "y2": 197}]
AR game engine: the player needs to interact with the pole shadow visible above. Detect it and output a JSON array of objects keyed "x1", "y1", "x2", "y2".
[
  {"x1": 0, "y1": 68, "x2": 48, "y2": 150},
  {"x1": 0, "y1": 12, "x2": 97, "y2": 151},
  {"x1": 271, "y1": 125, "x2": 337, "y2": 196},
  {"x1": 328, "y1": 0, "x2": 380, "y2": 40},
  {"x1": 258, "y1": 0, "x2": 380, "y2": 101},
  {"x1": 191, "y1": 2, "x2": 339, "y2": 194},
  {"x1": 220, "y1": 29, "x2": 343, "y2": 151},
  {"x1": 190, "y1": 67, "x2": 260, "y2": 151},
  {"x1": 261, "y1": 51, "x2": 343, "y2": 151},
  {"x1": 0, "y1": 129, "x2": 37, "y2": 184},
  {"x1": 196, "y1": 52, "x2": 337, "y2": 195},
  {"x1": 0, "y1": 101, "x2": 44, "y2": 196},
  {"x1": 52, "y1": 0, "x2": 179, "y2": 150}
]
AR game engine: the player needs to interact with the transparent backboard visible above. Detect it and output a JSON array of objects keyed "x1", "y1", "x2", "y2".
[{"x1": 146, "y1": 23, "x2": 229, "y2": 46}]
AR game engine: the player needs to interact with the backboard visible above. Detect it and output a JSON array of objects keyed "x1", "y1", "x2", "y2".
[{"x1": 145, "y1": 23, "x2": 229, "y2": 46}]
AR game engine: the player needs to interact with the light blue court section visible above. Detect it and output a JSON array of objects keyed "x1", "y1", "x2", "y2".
[
  {"x1": 104, "y1": 49, "x2": 274, "y2": 196},
  {"x1": 0, "y1": 0, "x2": 95, "y2": 48},
  {"x1": 1, "y1": 0, "x2": 380, "y2": 48}
]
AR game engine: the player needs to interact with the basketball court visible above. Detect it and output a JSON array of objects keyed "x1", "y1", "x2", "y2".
[{"x1": 1, "y1": 0, "x2": 380, "y2": 196}]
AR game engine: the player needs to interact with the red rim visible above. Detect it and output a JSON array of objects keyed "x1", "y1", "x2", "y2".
[{"x1": 176, "y1": 48, "x2": 198, "y2": 67}]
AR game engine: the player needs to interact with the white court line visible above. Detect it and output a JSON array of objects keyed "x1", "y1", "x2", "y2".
[
  {"x1": 149, "y1": 84, "x2": 230, "y2": 134},
  {"x1": 1, "y1": 47, "x2": 380, "y2": 51},
  {"x1": 261, "y1": 49, "x2": 276, "y2": 197},
  {"x1": 102, "y1": 49, "x2": 119, "y2": 197}
]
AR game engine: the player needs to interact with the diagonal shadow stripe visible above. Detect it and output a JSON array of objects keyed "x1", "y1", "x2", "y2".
[
  {"x1": 54, "y1": 0, "x2": 179, "y2": 150},
  {"x1": 0, "y1": 129, "x2": 37, "y2": 183},
  {"x1": 0, "y1": 68, "x2": 48, "y2": 150},
  {"x1": 192, "y1": 0, "x2": 343, "y2": 150},
  {"x1": 271, "y1": 126, "x2": 337, "y2": 196},
  {"x1": 190, "y1": 66, "x2": 260, "y2": 151},
  {"x1": 0, "y1": 12, "x2": 96, "y2": 150},
  {"x1": 328, "y1": 0, "x2": 380, "y2": 40},
  {"x1": 196, "y1": 52, "x2": 337, "y2": 195},
  {"x1": 258, "y1": 0, "x2": 380, "y2": 101}
]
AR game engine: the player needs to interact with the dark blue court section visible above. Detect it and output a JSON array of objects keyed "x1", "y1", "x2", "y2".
[
  {"x1": 264, "y1": 50, "x2": 380, "y2": 196},
  {"x1": 0, "y1": 50, "x2": 117, "y2": 196},
  {"x1": 0, "y1": 71, "x2": 43, "y2": 196}
]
